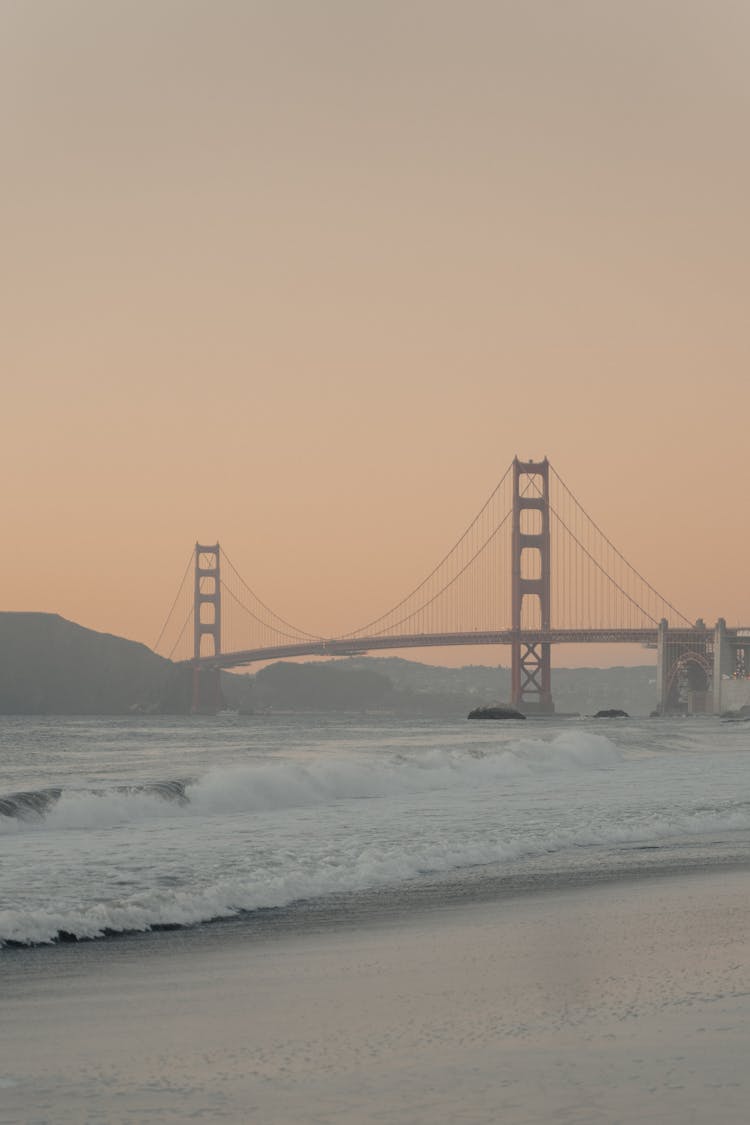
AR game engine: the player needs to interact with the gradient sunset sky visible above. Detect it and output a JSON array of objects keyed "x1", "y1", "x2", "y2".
[{"x1": 4, "y1": 1, "x2": 749, "y2": 667}]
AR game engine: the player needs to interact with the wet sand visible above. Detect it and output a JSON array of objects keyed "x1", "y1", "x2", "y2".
[{"x1": 2, "y1": 868, "x2": 749, "y2": 1124}]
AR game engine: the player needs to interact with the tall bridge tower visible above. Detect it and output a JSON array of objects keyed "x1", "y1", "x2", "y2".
[
  {"x1": 192, "y1": 543, "x2": 222, "y2": 713},
  {"x1": 511, "y1": 458, "x2": 553, "y2": 713}
]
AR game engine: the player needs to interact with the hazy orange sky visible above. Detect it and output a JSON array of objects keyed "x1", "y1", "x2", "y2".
[{"x1": 4, "y1": 1, "x2": 749, "y2": 668}]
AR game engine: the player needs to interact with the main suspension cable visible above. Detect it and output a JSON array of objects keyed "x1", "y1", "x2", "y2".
[
  {"x1": 220, "y1": 580, "x2": 315, "y2": 644},
  {"x1": 167, "y1": 607, "x2": 194, "y2": 661},
  {"x1": 152, "y1": 550, "x2": 194, "y2": 653},
  {"x1": 221, "y1": 547, "x2": 322, "y2": 640},
  {"x1": 550, "y1": 507, "x2": 659, "y2": 624},
  {"x1": 343, "y1": 462, "x2": 513, "y2": 638},
  {"x1": 550, "y1": 465, "x2": 691, "y2": 625}
]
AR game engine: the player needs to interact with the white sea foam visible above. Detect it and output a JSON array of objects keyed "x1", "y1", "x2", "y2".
[
  {"x1": 3, "y1": 719, "x2": 750, "y2": 948},
  {"x1": 0, "y1": 731, "x2": 621, "y2": 834},
  {"x1": 3, "y1": 799, "x2": 750, "y2": 946}
]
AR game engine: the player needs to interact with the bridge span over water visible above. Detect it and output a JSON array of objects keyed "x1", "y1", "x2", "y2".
[
  {"x1": 193, "y1": 629, "x2": 666, "y2": 669},
  {"x1": 155, "y1": 458, "x2": 749, "y2": 716}
]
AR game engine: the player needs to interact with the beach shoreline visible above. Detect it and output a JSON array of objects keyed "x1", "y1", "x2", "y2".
[
  {"x1": 4, "y1": 827, "x2": 749, "y2": 955},
  {"x1": 2, "y1": 864, "x2": 749, "y2": 1124}
]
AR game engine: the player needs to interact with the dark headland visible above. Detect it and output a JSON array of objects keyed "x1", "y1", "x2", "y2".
[{"x1": 0, "y1": 613, "x2": 189, "y2": 715}]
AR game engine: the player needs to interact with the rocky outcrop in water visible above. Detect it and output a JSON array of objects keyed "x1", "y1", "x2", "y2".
[{"x1": 467, "y1": 706, "x2": 526, "y2": 720}]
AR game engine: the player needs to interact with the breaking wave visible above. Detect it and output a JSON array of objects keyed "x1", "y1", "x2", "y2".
[
  {"x1": 0, "y1": 732, "x2": 618, "y2": 832},
  {"x1": 0, "y1": 787, "x2": 62, "y2": 819},
  {"x1": 0, "y1": 779, "x2": 191, "y2": 829}
]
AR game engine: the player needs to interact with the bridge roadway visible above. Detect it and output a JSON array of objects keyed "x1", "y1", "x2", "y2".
[{"x1": 184, "y1": 627, "x2": 723, "y2": 671}]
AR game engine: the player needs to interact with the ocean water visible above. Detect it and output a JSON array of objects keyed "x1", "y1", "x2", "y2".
[{"x1": 1, "y1": 713, "x2": 749, "y2": 948}]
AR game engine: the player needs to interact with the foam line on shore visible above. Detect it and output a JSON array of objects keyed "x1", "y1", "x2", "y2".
[{"x1": 3, "y1": 802, "x2": 750, "y2": 947}]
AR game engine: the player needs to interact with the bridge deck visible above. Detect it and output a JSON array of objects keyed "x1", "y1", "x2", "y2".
[{"x1": 182, "y1": 627, "x2": 727, "y2": 670}]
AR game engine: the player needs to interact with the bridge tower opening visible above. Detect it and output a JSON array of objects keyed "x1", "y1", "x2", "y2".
[
  {"x1": 192, "y1": 543, "x2": 222, "y2": 713},
  {"x1": 511, "y1": 457, "x2": 554, "y2": 714}
]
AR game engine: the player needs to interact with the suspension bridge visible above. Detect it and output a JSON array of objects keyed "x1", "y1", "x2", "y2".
[{"x1": 154, "y1": 458, "x2": 748, "y2": 716}]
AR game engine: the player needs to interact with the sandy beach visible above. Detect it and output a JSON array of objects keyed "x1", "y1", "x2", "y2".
[{"x1": 2, "y1": 867, "x2": 748, "y2": 1124}]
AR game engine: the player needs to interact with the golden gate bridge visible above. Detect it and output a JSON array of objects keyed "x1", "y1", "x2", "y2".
[{"x1": 154, "y1": 459, "x2": 748, "y2": 716}]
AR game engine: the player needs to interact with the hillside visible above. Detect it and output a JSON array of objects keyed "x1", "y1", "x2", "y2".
[
  {"x1": 0, "y1": 613, "x2": 189, "y2": 714},
  {"x1": 225, "y1": 656, "x2": 657, "y2": 716},
  {"x1": 224, "y1": 660, "x2": 480, "y2": 717}
]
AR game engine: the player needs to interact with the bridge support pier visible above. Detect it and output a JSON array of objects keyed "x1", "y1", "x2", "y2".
[
  {"x1": 191, "y1": 667, "x2": 223, "y2": 715},
  {"x1": 712, "y1": 618, "x2": 734, "y2": 715},
  {"x1": 655, "y1": 618, "x2": 668, "y2": 714},
  {"x1": 511, "y1": 638, "x2": 552, "y2": 714},
  {"x1": 511, "y1": 458, "x2": 554, "y2": 714}
]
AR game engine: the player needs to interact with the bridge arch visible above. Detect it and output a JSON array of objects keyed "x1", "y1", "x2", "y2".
[{"x1": 664, "y1": 649, "x2": 713, "y2": 713}]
